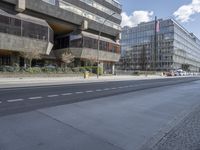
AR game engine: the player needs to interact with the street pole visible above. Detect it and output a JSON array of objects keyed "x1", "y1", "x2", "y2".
[
  {"x1": 154, "y1": 16, "x2": 157, "y2": 72},
  {"x1": 97, "y1": 12, "x2": 116, "y2": 78}
]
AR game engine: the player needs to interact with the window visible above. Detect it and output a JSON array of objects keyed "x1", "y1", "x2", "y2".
[{"x1": 42, "y1": 0, "x2": 55, "y2": 5}]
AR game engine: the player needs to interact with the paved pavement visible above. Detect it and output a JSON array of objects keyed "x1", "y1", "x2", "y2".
[
  {"x1": 0, "y1": 79, "x2": 200, "y2": 150},
  {"x1": 0, "y1": 77, "x2": 199, "y2": 116},
  {"x1": 0, "y1": 75, "x2": 169, "y2": 88},
  {"x1": 144, "y1": 104, "x2": 200, "y2": 150}
]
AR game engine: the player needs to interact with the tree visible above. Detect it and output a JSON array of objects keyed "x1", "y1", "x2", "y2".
[
  {"x1": 87, "y1": 56, "x2": 97, "y2": 66},
  {"x1": 182, "y1": 64, "x2": 190, "y2": 72},
  {"x1": 60, "y1": 52, "x2": 74, "y2": 70},
  {"x1": 20, "y1": 50, "x2": 41, "y2": 68}
]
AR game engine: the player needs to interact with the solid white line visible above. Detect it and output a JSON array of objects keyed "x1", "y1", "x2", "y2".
[
  {"x1": 7, "y1": 99, "x2": 24, "y2": 103},
  {"x1": 28, "y1": 96, "x2": 42, "y2": 100},
  {"x1": 47, "y1": 95, "x2": 59, "y2": 98},
  {"x1": 75, "y1": 92, "x2": 84, "y2": 94},
  {"x1": 85, "y1": 90, "x2": 93, "y2": 93},
  {"x1": 61, "y1": 93, "x2": 72, "y2": 96}
]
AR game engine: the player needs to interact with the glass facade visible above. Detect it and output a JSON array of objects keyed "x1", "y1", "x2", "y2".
[
  {"x1": 120, "y1": 19, "x2": 200, "y2": 72},
  {"x1": 0, "y1": 13, "x2": 53, "y2": 43},
  {"x1": 54, "y1": 32, "x2": 120, "y2": 54}
]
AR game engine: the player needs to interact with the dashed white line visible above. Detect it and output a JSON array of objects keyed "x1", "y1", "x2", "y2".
[
  {"x1": 61, "y1": 93, "x2": 72, "y2": 96},
  {"x1": 118, "y1": 86, "x2": 125, "y2": 89},
  {"x1": 85, "y1": 90, "x2": 93, "y2": 93},
  {"x1": 75, "y1": 92, "x2": 84, "y2": 94},
  {"x1": 0, "y1": 101, "x2": 2, "y2": 104},
  {"x1": 103, "y1": 88, "x2": 110, "y2": 91},
  {"x1": 96, "y1": 89, "x2": 103, "y2": 92},
  {"x1": 111, "y1": 87, "x2": 117, "y2": 90},
  {"x1": 7, "y1": 99, "x2": 24, "y2": 103},
  {"x1": 47, "y1": 95, "x2": 59, "y2": 98},
  {"x1": 28, "y1": 96, "x2": 43, "y2": 100}
]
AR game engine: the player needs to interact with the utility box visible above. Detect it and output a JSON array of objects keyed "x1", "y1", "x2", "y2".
[{"x1": 84, "y1": 71, "x2": 89, "y2": 79}]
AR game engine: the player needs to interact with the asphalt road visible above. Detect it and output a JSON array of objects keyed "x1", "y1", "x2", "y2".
[
  {"x1": 0, "y1": 77, "x2": 200, "y2": 150},
  {"x1": 0, "y1": 77, "x2": 199, "y2": 116}
]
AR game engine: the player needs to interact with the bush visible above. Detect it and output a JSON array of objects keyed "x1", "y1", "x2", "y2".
[
  {"x1": 132, "y1": 71, "x2": 140, "y2": 76},
  {"x1": 0, "y1": 66, "x2": 16, "y2": 72},
  {"x1": 72, "y1": 67, "x2": 80, "y2": 73},
  {"x1": 79, "y1": 66, "x2": 103, "y2": 75},
  {"x1": 25, "y1": 67, "x2": 42, "y2": 73},
  {"x1": 42, "y1": 66, "x2": 57, "y2": 73}
]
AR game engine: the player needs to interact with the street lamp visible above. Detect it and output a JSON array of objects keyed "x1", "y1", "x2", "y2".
[{"x1": 97, "y1": 12, "x2": 116, "y2": 78}]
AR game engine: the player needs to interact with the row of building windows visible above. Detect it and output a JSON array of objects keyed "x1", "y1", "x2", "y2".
[
  {"x1": 80, "y1": 0, "x2": 121, "y2": 20},
  {"x1": 42, "y1": 0, "x2": 121, "y2": 30},
  {"x1": 42, "y1": 0, "x2": 122, "y2": 9},
  {"x1": 0, "y1": 55, "x2": 11, "y2": 66},
  {"x1": 0, "y1": 14, "x2": 53, "y2": 42},
  {"x1": 59, "y1": 0, "x2": 121, "y2": 30},
  {"x1": 54, "y1": 34, "x2": 120, "y2": 54}
]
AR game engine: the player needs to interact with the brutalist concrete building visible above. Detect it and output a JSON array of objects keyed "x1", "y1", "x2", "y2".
[
  {"x1": 0, "y1": 0, "x2": 122, "y2": 71},
  {"x1": 120, "y1": 19, "x2": 200, "y2": 72}
]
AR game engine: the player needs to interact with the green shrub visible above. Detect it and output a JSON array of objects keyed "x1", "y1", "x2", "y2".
[
  {"x1": 132, "y1": 71, "x2": 140, "y2": 76},
  {"x1": 72, "y1": 67, "x2": 80, "y2": 73},
  {"x1": 42, "y1": 66, "x2": 57, "y2": 73},
  {"x1": 0, "y1": 66, "x2": 16, "y2": 72},
  {"x1": 25, "y1": 67, "x2": 42, "y2": 73}
]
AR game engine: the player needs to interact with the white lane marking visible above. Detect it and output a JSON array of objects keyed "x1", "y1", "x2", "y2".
[
  {"x1": 123, "y1": 86, "x2": 130, "y2": 88},
  {"x1": 85, "y1": 90, "x2": 93, "y2": 93},
  {"x1": 96, "y1": 89, "x2": 102, "y2": 92},
  {"x1": 61, "y1": 93, "x2": 72, "y2": 96},
  {"x1": 103, "y1": 88, "x2": 110, "y2": 91},
  {"x1": 28, "y1": 96, "x2": 43, "y2": 100},
  {"x1": 111, "y1": 87, "x2": 117, "y2": 90},
  {"x1": 75, "y1": 92, "x2": 84, "y2": 94},
  {"x1": 47, "y1": 95, "x2": 59, "y2": 98},
  {"x1": 118, "y1": 86, "x2": 125, "y2": 89},
  {"x1": 7, "y1": 99, "x2": 24, "y2": 103},
  {"x1": 0, "y1": 101, "x2": 2, "y2": 104}
]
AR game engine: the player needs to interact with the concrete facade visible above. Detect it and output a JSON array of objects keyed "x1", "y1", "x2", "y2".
[{"x1": 0, "y1": 0, "x2": 122, "y2": 68}]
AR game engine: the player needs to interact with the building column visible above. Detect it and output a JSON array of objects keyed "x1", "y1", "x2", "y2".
[
  {"x1": 15, "y1": 0, "x2": 26, "y2": 12},
  {"x1": 112, "y1": 63, "x2": 115, "y2": 75}
]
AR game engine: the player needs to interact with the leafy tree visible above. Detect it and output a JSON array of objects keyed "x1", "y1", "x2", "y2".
[
  {"x1": 20, "y1": 50, "x2": 41, "y2": 68},
  {"x1": 60, "y1": 52, "x2": 74, "y2": 70}
]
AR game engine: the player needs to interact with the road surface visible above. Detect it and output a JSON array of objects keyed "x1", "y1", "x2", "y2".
[
  {"x1": 0, "y1": 77, "x2": 200, "y2": 150},
  {"x1": 0, "y1": 77, "x2": 199, "y2": 116}
]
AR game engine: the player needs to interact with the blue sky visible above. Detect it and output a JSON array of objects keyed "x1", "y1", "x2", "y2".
[{"x1": 118, "y1": 0, "x2": 200, "y2": 38}]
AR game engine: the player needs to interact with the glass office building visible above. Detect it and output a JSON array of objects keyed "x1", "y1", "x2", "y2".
[{"x1": 120, "y1": 19, "x2": 200, "y2": 72}]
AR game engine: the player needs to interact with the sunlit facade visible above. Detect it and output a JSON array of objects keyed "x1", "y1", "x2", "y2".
[
  {"x1": 120, "y1": 19, "x2": 200, "y2": 72},
  {"x1": 0, "y1": 0, "x2": 122, "y2": 70}
]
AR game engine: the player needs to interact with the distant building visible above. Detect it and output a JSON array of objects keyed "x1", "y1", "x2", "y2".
[
  {"x1": 119, "y1": 18, "x2": 200, "y2": 72},
  {"x1": 0, "y1": 0, "x2": 122, "y2": 71}
]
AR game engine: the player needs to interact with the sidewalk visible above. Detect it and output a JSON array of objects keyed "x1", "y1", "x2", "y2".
[
  {"x1": 144, "y1": 104, "x2": 200, "y2": 150},
  {"x1": 0, "y1": 75, "x2": 166, "y2": 88}
]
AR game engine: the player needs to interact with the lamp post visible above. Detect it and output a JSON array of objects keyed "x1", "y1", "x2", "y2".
[{"x1": 97, "y1": 12, "x2": 116, "y2": 78}]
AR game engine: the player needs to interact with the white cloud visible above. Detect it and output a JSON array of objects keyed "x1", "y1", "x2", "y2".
[
  {"x1": 174, "y1": 0, "x2": 200, "y2": 22},
  {"x1": 121, "y1": 11, "x2": 154, "y2": 27}
]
